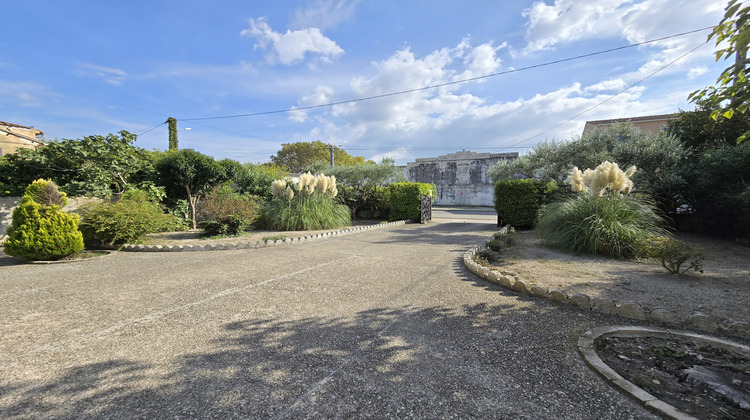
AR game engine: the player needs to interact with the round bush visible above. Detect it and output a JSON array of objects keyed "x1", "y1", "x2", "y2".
[
  {"x1": 79, "y1": 197, "x2": 182, "y2": 247},
  {"x1": 4, "y1": 196, "x2": 84, "y2": 260},
  {"x1": 536, "y1": 192, "x2": 667, "y2": 259}
]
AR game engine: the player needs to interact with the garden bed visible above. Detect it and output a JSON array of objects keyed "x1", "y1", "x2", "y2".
[{"x1": 481, "y1": 230, "x2": 750, "y2": 325}]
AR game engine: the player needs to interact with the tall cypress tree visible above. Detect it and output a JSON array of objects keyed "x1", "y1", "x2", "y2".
[{"x1": 167, "y1": 117, "x2": 178, "y2": 150}]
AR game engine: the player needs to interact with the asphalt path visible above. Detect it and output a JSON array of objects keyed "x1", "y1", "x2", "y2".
[{"x1": 0, "y1": 214, "x2": 656, "y2": 419}]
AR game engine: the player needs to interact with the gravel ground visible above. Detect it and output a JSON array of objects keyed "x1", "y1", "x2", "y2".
[{"x1": 0, "y1": 220, "x2": 657, "y2": 419}]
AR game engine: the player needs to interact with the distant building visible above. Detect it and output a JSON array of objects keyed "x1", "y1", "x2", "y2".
[
  {"x1": 582, "y1": 113, "x2": 677, "y2": 137},
  {"x1": 405, "y1": 150, "x2": 518, "y2": 206},
  {"x1": 0, "y1": 121, "x2": 45, "y2": 156}
]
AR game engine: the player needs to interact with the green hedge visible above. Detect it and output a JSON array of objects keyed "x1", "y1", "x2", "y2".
[
  {"x1": 494, "y1": 179, "x2": 543, "y2": 229},
  {"x1": 386, "y1": 182, "x2": 436, "y2": 221}
]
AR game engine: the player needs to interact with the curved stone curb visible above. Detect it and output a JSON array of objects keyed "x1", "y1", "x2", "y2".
[
  {"x1": 578, "y1": 326, "x2": 750, "y2": 420},
  {"x1": 462, "y1": 229, "x2": 750, "y2": 340},
  {"x1": 120, "y1": 220, "x2": 408, "y2": 253}
]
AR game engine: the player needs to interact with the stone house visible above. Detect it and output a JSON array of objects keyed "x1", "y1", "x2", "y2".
[
  {"x1": 405, "y1": 150, "x2": 518, "y2": 206},
  {"x1": 0, "y1": 121, "x2": 45, "y2": 156},
  {"x1": 582, "y1": 113, "x2": 677, "y2": 137}
]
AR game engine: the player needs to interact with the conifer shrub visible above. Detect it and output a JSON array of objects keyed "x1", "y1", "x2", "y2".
[
  {"x1": 78, "y1": 189, "x2": 183, "y2": 247},
  {"x1": 4, "y1": 180, "x2": 84, "y2": 260},
  {"x1": 257, "y1": 173, "x2": 350, "y2": 231}
]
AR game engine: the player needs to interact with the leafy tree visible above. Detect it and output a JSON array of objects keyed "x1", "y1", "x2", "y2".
[
  {"x1": 489, "y1": 124, "x2": 688, "y2": 217},
  {"x1": 154, "y1": 149, "x2": 228, "y2": 229},
  {"x1": 234, "y1": 163, "x2": 286, "y2": 200},
  {"x1": 665, "y1": 100, "x2": 750, "y2": 153},
  {"x1": 689, "y1": 0, "x2": 750, "y2": 143},
  {"x1": 270, "y1": 141, "x2": 372, "y2": 172},
  {"x1": 0, "y1": 131, "x2": 152, "y2": 198},
  {"x1": 307, "y1": 158, "x2": 405, "y2": 218},
  {"x1": 679, "y1": 142, "x2": 750, "y2": 238}
]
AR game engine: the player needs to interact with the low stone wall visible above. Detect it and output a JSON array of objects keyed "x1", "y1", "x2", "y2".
[{"x1": 0, "y1": 196, "x2": 100, "y2": 243}]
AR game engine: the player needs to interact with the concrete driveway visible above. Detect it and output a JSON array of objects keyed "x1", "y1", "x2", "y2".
[{"x1": 0, "y1": 218, "x2": 656, "y2": 419}]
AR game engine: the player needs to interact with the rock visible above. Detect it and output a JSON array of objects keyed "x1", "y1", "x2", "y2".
[
  {"x1": 512, "y1": 278, "x2": 529, "y2": 294},
  {"x1": 569, "y1": 293, "x2": 591, "y2": 309},
  {"x1": 549, "y1": 289, "x2": 567, "y2": 302},
  {"x1": 487, "y1": 271, "x2": 501, "y2": 284},
  {"x1": 591, "y1": 298, "x2": 617, "y2": 314},
  {"x1": 529, "y1": 284, "x2": 548, "y2": 298},
  {"x1": 649, "y1": 308, "x2": 680, "y2": 325},
  {"x1": 498, "y1": 275, "x2": 514, "y2": 289},
  {"x1": 727, "y1": 321, "x2": 750, "y2": 337},
  {"x1": 690, "y1": 312, "x2": 719, "y2": 332},
  {"x1": 619, "y1": 302, "x2": 647, "y2": 320}
]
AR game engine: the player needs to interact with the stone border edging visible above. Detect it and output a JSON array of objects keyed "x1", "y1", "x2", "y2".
[
  {"x1": 578, "y1": 326, "x2": 750, "y2": 420},
  {"x1": 461, "y1": 227, "x2": 750, "y2": 340},
  {"x1": 120, "y1": 220, "x2": 408, "y2": 253}
]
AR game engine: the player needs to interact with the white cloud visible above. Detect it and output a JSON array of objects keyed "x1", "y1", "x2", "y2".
[
  {"x1": 289, "y1": 0, "x2": 361, "y2": 31},
  {"x1": 77, "y1": 63, "x2": 127, "y2": 85},
  {"x1": 687, "y1": 66, "x2": 709, "y2": 79},
  {"x1": 241, "y1": 17, "x2": 344, "y2": 65}
]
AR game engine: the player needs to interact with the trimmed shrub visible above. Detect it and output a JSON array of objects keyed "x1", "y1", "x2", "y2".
[
  {"x1": 196, "y1": 186, "x2": 259, "y2": 237},
  {"x1": 642, "y1": 236, "x2": 705, "y2": 275},
  {"x1": 4, "y1": 180, "x2": 84, "y2": 260},
  {"x1": 386, "y1": 182, "x2": 436, "y2": 221},
  {"x1": 78, "y1": 191, "x2": 182, "y2": 247},
  {"x1": 494, "y1": 179, "x2": 542, "y2": 228},
  {"x1": 536, "y1": 192, "x2": 667, "y2": 259},
  {"x1": 258, "y1": 173, "x2": 350, "y2": 231}
]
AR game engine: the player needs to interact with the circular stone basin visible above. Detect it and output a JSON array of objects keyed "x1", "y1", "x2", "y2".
[{"x1": 578, "y1": 326, "x2": 750, "y2": 420}]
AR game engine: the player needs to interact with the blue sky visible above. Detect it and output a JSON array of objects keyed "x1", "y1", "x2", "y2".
[{"x1": 2, "y1": 0, "x2": 729, "y2": 164}]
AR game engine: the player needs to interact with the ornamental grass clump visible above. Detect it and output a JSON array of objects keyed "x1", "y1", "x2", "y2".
[
  {"x1": 537, "y1": 162, "x2": 667, "y2": 259},
  {"x1": 259, "y1": 172, "x2": 350, "y2": 231},
  {"x1": 4, "y1": 179, "x2": 84, "y2": 260}
]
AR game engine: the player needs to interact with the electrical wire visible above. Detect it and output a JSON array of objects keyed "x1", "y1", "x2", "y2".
[
  {"x1": 502, "y1": 40, "x2": 711, "y2": 150},
  {"x1": 180, "y1": 27, "x2": 713, "y2": 122}
]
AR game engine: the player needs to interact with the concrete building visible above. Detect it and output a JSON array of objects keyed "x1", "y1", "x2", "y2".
[
  {"x1": 0, "y1": 121, "x2": 45, "y2": 156},
  {"x1": 405, "y1": 150, "x2": 518, "y2": 206},
  {"x1": 582, "y1": 113, "x2": 677, "y2": 137}
]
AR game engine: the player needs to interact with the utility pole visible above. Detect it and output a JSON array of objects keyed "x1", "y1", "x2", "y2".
[
  {"x1": 167, "y1": 117, "x2": 178, "y2": 151},
  {"x1": 329, "y1": 144, "x2": 335, "y2": 167}
]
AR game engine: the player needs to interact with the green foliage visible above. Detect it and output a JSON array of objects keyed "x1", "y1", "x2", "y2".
[
  {"x1": 0, "y1": 131, "x2": 153, "y2": 198},
  {"x1": 642, "y1": 236, "x2": 705, "y2": 275},
  {"x1": 24, "y1": 179, "x2": 68, "y2": 207},
  {"x1": 487, "y1": 233, "x2": 514, "y2": 252},
  {"x1": 494, "y1": 179, "x2": 543, "y2": 229},
  {"x1": 665, "y1": 101, "x2": 750, "y2": 153},
  {"x1": 154, "y1": 149, "x2": 228, "y2": 229},
  {"x1": 167, "y1": 117, "x2": 178, "y2": 151},
  {"x1": 489, "y1": 124, "x2": 688, "y2": 219},
  {"x1": 78, "y1": 191, "x2": 183, "y2": 247},
  {"x1": 536, "y1": 193, "x2": 667, "y2": 259},
  {"x1": 234, "y1": 163, "x2": 280, "y2": 200},
  {"x1": 688, "y1": 0, "x2": 750, "y2": 143},
  {"x1": 679, "y1": 142, "x2": 750, "y2": 238},
  {"x1": 4, "y1": 181, "x2": 84, "y2": 260},
  {"x1": 308, "y1": 158, "x2": 405, "y2": 219},
  {"x1": 475, "y1": 248, "x2": 500, "y2": 264},
  {"x1": 258, "y1": 175, "x2": 350, "y2": 231},
  {"x1": 270, "y1": 140, "x2": 373, "y2": 172},
  {"x1": 385, "y1": 182, "x2": 436, "y2": 221},
  {"x1": 196, "y1": 186, "x2": 259, "y2": 237}
]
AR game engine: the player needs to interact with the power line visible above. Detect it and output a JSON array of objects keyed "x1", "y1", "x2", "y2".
[
  {"x1": 503, "y1": 40, "x2": 711, "y2": 151},
  {"x1": 180, "y1": 27, "x2": 713, "y2": 122}
]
